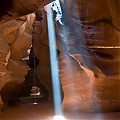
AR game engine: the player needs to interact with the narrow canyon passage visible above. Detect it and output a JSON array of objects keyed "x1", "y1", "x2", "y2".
[{"x1": 0, "y1": 0, "x2": 120, "y2": 119}]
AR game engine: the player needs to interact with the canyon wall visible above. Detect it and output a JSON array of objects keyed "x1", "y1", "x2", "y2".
[
  {"x1": 57, "y1": 0, "x2": 120, "y2": 112},
  {"x1": 0, "y1": 0, "x2": 119, "y2": 112},
  {"x1": 0, "y1": 14, "x2": 35, "y2": 107}
]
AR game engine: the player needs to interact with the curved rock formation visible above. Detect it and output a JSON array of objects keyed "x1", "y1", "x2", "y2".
[
  {"x1": 0, "y1": 14, "x2": 35, "y2": 108},
  {"x1": 57, "y1": 0, "x2": 120, "y2": 112},
  {"x1": 0, "y1": 0, "x2": 120, "y2": 113}
]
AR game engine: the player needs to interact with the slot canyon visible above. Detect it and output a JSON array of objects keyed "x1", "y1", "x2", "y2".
[{"x1": 0, "y1": 0, "x2": 120, "y2": 119}]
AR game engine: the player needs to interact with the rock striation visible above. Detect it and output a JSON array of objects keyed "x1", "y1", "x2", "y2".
[
  {"x1": 0, "y1": 14, "x2": 35, "y2": 108},
  {"x1": 57, "y1": 0, "x2": 120, "y2": 112}
]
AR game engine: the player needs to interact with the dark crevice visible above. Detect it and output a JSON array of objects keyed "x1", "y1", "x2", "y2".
[{"x1": 0, "y1": 0, "x2": 13, "y2": 18}]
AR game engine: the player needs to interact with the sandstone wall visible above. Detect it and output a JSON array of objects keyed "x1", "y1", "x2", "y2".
[
  {"x1": 0, "y1": 13, "x2": 35, "y2": 108},
  {"x1": 57, "y1": 0, "x2": 120, "y2": 112},
  {"x1": 32, "y1": 10, "x2": 53, "y2": 101}
]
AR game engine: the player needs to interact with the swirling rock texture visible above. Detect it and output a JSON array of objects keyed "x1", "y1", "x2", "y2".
[
  {"x1": 0, "y1": 0, "x2": 51, "y2": 109},
  {"x1": 0, "y1": 14, "x2": 35, "y2": 107},
  {"x1": 0, "y1": 0, "x2": 120, "y2": 113},
  {"x1": 57, "y1": 0, "x2": 120, "y2": 112}
]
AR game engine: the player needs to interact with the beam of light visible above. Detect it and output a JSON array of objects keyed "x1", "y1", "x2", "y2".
[
  {"x1": 44, "y1": 3, "x2": 62, "y2": 115},
  {"x1": 57, "y1": 1, "x2": 104, "y2": 117},
  {"x1": 44, "y1": 1, "x2": 105, "y2": 120},
  {"x1": 33, "y1": 102, "x2": 38, "y2": 105},
  {"x1": 53, "y1": 115, "x2": 67, "y2": 120}
]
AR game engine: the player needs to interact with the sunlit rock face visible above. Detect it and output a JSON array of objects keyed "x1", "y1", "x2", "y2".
[
  {"x1": 0, "y1": 37, "x2": 11, "y2": 90},
  {"x1": 0, "y1": 0, "x2": 52, "y2": 108},
  {"x1": 0, "y1": 14, "x2": 35, "y2": 107},
  {"x1": 57, "y1": 0, "x2": 120, "y2": 112},
  {"x1": 0, "y1": 14, "x2": 34, "y2": 82},
  {"x1": 0, "y1": 0, "x2": 119, "y2": 113}
]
